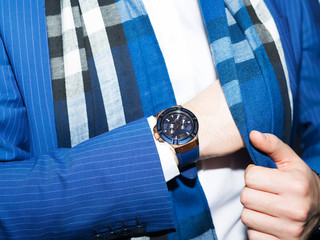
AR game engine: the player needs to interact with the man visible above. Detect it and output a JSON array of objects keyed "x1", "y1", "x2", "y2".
[{"x1": 0, "y1": 0, "x2": 319, "y2": 239}]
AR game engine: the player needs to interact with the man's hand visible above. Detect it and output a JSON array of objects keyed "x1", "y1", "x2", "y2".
[{"x1": 241, "y1": 131, "x2": 320, "y2": 240}]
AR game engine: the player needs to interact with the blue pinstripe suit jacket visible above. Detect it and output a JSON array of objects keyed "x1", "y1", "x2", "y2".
[
  {"x1": 0, "y1": 1, "x2": 175, "y2": 238},
  {"x1": 0, "y1": 0, "x2": 319, "y2": 239}
]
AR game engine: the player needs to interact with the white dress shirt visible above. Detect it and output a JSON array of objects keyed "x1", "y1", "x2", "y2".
[{"x1": 143, "y1": 0, "x2": 250, "y2": 239}]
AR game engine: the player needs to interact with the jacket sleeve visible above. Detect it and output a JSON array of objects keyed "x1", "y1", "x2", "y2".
[{"x1": 0, "y1": 36, "x2": 175, "y2": 240}]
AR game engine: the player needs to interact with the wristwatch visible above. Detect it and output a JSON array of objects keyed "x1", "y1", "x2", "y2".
[{"x1": 153, "y1": 106, "x2": 199, "y2": 169}]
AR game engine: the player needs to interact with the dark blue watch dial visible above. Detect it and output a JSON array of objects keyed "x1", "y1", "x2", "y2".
[
  {"x1": 162, "y1": 113, "x2": 193, "y2": 143},
  {"x1": 156, "y1": 106, "x2": 198, "y2": 145}
]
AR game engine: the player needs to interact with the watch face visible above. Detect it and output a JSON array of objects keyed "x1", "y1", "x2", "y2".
[{"x1": 156, "y1": 106, "x2": 198, "y2": 145}]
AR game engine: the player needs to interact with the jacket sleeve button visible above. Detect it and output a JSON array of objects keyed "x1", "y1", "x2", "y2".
[
  {"x1": 105, "y1": 232, "x2": 119, "y2": 240},
  {"x1": 91, "y1": 233, "x2": 105, "y2": 240},
  {"x1": 119, "y1": 227, "x2": 131, "y2": 238},
  {"x1": 132, "y1": 225, "x2": 146, "y2": 237}
]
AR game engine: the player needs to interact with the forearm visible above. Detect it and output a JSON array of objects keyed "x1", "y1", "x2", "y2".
[
  {"x1": 184, "y1": 80, "x2": 245, "y2": 159},
  {"x1": 0, "y1": 118, "x2": 175, "y2": 239}
]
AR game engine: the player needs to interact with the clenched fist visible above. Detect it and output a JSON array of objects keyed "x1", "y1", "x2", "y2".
[{"x1": 241, "y1": 131, "x2": 320, "y2": 240}]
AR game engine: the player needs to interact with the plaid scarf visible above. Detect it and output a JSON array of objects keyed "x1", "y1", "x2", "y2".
[
  {"x1": 45, "y1": 0, "x2": 291, "y2": 239},
  {"x1": 243, "y1": 0, "x2": 293, "y2": 144},
  {"x1": 197, "y1": 0, "x2": 291, "y2": 168},
  {"x1": 45, "y1": 0, "x2": 175, "y2": 148}
]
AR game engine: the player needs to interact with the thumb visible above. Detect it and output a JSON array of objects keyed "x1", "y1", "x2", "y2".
[{"x1": 250, "y1": 130, "x2": 300, "y2": 171}]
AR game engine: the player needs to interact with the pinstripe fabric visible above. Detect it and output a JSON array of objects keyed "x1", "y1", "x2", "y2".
[
  {"x1": 0, "y1": 0, "x2": 57, "y2": 157},
  {"x1": 268, "y1": 0, "x2": 320, "y2": 173},
  {"x1": 264, "y1": 1, "x2": 320, "y2": 238},
  {"x1": 0, "y1": 0, "x2": 175, "y2": 239},
  {"x1": 0, "y1": 0, "x2": 319, "y2": 239},
  {"x1": 262, "y1": 0, "x2": 320, "y2": 173},
  {"x1": 0, "y1": 120, "x2": 175, "y2": 239}
]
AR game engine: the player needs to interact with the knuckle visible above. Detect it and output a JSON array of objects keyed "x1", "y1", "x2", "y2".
[
  {"x1": 246, "y1": 229, "x2": 257, "y2": 240},
  {"x1": 292, "y1": 204, "x2": 310, "y2": 222},
  {"x1": 282, "y1": 198, "x2": 310, "y2": 222},
  {"x1": 244, "y1": 165, "x2": 258, "y2": 186},
  {"x1": 240, "y1": 188, "x2": 249, "y2": 206},
  {"x1": 264, "y1": 133, "x2": 281, "y2": 154},
  {"x1": 241, "y1": 209, "x2": 250, "y2": 226},
  {"x1": 267, "y1": 134, "x2": 278, "y2": 149},
  {"x1": 287, "y1": 224, "x2": 304, "y2": 238},
  {"x1": 293, "y1": 178, "x2": 310, "y2": 197},
  {"x1": 244, "y1": 164, "x2": 254, "y2": 176}
]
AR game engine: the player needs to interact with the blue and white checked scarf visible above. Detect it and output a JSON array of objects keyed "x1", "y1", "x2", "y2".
[
  {"x1": 243, "y1": 0, "x2": 292, "y2": 144},
  {"x1": 45, "y1": 0, "x2": 291, "y2": 239},
  {"x1": 198, "y1": 0, "x2": 291, "y2": 168},
  {"x1": 45, "y1": 0, "x2": 175, "y2": 148}
]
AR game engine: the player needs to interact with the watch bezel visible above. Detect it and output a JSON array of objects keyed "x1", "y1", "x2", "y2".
[{"x1": 156, "y1": 106, "x2": 199, "y2": 145}]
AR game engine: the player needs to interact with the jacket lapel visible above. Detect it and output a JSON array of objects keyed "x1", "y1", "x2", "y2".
[
  {"x1": 263, "y1": 0, "x2": 299, "y2": 146},
  {"x1": 2, "y1": 0, "x2": 58, "y2": 155}
]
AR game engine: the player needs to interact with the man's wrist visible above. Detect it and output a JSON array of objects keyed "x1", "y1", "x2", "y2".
[
  {"x1": 183, "y1": 81, "x2": 245, "y2": 159},
  {"x1": 153, "y1": 106, "x2": 199, "y2": 168}
]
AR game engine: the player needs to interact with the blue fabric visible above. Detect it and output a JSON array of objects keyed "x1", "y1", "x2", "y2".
[
  {"x1": 119, "y1": 8, "x2": 176, "y2": 116},
  {"x1": 167, "y1": 177, "x2": 217, "y2": 240},
  {"x1": 87, "y1": 57, "x2": 109, "y2": 136},
  {"x1": 243, "y1": 0, "x2": 293, "y2": 144},
  {"x1": 0, "y1": 0, "x2": 175, "y2": 239},
  {"x1": 46, "y1": 0, "x2": 176, "y2": 148},
  {"x1": 263, "y1": 0, "x2": 320, "y2": 174},
  {"x1": 178, "y1": 146, "x2": 199, "y2": 169},
  {"x1": 265, "y1": 2, "x2": 320, "y2": 237},
  {"x1": 199, "y1": 0, "x2": 284, "y2": 169},
  {"x1": 0, "y1": 0, "x2": 319, "y2": 239}
]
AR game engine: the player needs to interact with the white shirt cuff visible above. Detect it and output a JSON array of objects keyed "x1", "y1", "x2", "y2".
[{"x1": 147, "y1": 116, "x2": 180, "y2": 182}]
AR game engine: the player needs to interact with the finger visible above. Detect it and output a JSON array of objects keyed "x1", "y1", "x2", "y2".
[
  {"x1": 240, "y1": 186, "x2": 307, "y2": 221},
  {"x1": 241, "y1": 208, "x2": 283, "y2": 237},
  {"x1": 247, "y1": 229, "x2": 280, "y2": 240},
  {"x1": 241, "y1": 208, "x2": 304, "y2": 239},
  {"x1": 241, "y1": 187, "x2": 282, "y2": 217},
  {"x1": 244, "y1": 164, "x2": 288, "y2": 193},
  {"x1": 249, "y1": 131, "x2": 299, "y2": 170}
]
